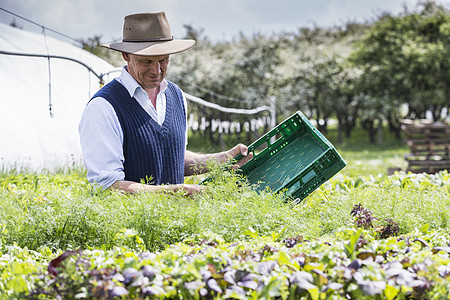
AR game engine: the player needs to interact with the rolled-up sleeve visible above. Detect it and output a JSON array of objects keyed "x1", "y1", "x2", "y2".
[{"x1": 78, "y1": 97, "x2": 125, "y2": 189}]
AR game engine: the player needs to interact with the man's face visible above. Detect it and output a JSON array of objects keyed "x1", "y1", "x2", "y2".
[{"x1": 122, "y1": 53, "x2": 169, "y2": 90}]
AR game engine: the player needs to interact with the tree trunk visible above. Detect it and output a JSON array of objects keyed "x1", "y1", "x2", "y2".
[
  {"x1": 337, "y1": 118, "x2": 343, "y2": 144},
  {"x1": 362, "y1": 119, "x2": 376, "y2": 144},
  {"x1": 387, "y1": 117, "x2": 402, "y2": 140},
  {"x1": 377, "y1": 118, "x2": 383, "y2": 145}
]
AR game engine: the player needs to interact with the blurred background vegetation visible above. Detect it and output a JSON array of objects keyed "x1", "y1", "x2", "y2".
[{"x1": 78, "y1": 0, "x2": 449, "y2": 175}]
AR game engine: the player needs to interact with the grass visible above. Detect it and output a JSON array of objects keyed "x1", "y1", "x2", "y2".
[
  {"x1": 0, "y1": 165, "x2": 448, "y2": 253},
  {"x1": 325, "y1": 125, "x2": 410, "y2": 177}
]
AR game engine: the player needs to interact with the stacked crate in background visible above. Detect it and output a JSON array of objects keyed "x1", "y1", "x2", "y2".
[{"x1": 401, "y1": 119, "x2": 450, "y2": 173}]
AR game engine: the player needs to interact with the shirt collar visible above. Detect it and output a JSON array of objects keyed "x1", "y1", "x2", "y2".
[{"x1": 119, "y1": 66, "x2": 168, "y2": 98}]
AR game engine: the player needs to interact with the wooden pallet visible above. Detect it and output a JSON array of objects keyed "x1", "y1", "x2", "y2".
[{"x1": 401, "y1": 119, "x2": 450, "y2": 173}]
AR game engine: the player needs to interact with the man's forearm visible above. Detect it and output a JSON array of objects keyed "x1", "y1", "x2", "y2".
[
  {"x1": 184, "y1": 144, "x2": 252, "y2": 176},
  {"x1": 111, "y1": 180, "x2": 174, "y2": 193},
  {"x1": 110, "y1": 180, "x2": 204, "y2": 195},
  {"x1": 184, "y1": 150, "x2": 228, "y2": 176}
]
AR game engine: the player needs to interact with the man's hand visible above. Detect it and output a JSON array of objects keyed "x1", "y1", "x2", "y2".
[
  {"x1": 226, "y1": 143, "x2": 253, "y2": 170},
  {"x1": 175, "y1": 183, "x2": 207, "y2": 196}
]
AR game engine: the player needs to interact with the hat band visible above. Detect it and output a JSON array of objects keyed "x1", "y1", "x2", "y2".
[{"x1": 122, "y1": 36, "x2": 174, "y2": 42}]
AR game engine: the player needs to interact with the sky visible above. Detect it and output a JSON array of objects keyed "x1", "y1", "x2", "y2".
[{"x1": 1, "y1": 0, "x2": 450, "y2": 44}]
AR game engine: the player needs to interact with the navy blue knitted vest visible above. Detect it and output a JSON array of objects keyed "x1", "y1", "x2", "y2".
[{"x1": 92, "y1": 80, "x2": 186, "y2": 185}]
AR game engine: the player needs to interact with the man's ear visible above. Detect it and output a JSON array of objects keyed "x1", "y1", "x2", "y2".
[{"x1": 122, "y1": 52, "x2": 130, "y2": 62}]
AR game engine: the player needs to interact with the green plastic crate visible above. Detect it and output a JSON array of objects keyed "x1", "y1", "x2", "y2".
[{"x1": 234, "y1": 111, "x2": 346, "y2": 202}]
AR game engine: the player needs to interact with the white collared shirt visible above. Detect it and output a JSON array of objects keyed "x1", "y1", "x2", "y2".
[{"x1": 78, "y1": 67, "x2": 188, "y2": 189}]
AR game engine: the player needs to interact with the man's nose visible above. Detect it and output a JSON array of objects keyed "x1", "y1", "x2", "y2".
[{"x1": 149, "y1": 62, "x2": 161, "y2": 73}]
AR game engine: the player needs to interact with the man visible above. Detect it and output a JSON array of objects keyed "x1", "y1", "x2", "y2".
[{"x1": 79, "y1": 12, "x2": 252, "y2": 194}]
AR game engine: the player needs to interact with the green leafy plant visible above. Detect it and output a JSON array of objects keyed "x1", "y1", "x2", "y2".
[
  {"x1": 2, "y1": 228, "x2": 450, "y2": 299},
  {"x1": 350, "y1": 203, "x2": 401, "y2": 239},
  {"x1": 0, "y1": 168, "x2": 449, "y2": 298}
]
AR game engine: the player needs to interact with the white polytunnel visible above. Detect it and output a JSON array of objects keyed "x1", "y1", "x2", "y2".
[{"x1": 0, "y1": 22, "x2": 119, "y2": 171}]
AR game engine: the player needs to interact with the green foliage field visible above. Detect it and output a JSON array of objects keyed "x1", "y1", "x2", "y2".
[
  {"x1": 1, "y1": 164, "x2": 448, "y2": 252},
  {"x1": 0, "y1": 158, "x2": 449, "y2": 298}
]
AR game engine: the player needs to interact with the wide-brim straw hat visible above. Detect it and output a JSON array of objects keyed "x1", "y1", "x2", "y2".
[{"x1": 102, "y1": 12, "x2": 195, "y2": 56}]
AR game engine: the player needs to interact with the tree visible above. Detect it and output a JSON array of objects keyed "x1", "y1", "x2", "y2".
[
  {"x1": 77, "y1": 35, "x2": 123, "y2": 67},
  {"x1": 330, "y1": 63, "x2": 364, "y2": 143},
  {"x1": 349, "y1": 0, "x2": 450, "y2": 142},
  {"x1": 279, "y1": 23, "x2": 366, "y2": 138}
]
